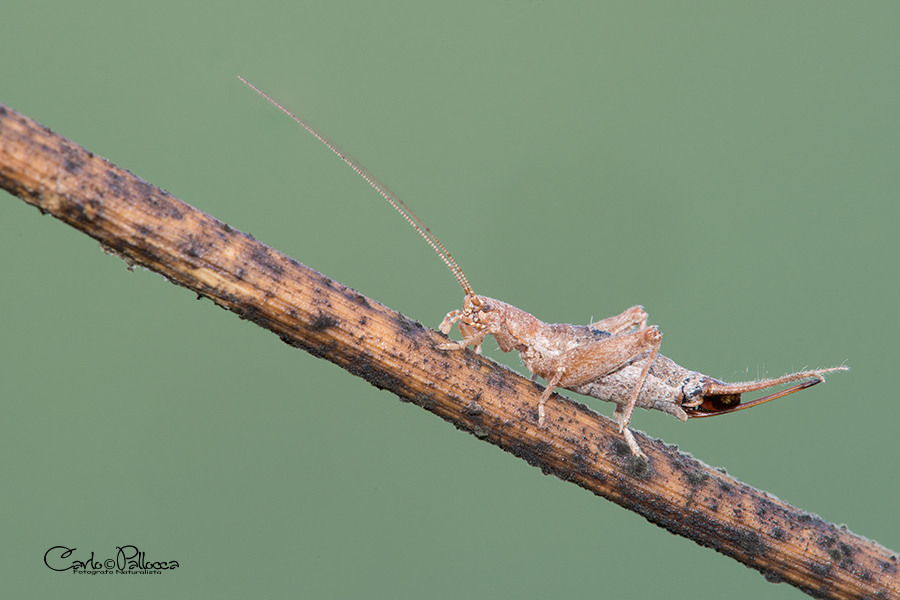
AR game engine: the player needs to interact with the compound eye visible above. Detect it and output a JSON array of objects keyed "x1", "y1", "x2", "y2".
[{"x1": 481, "y1": 304, "x2": 493, "y2": 312}]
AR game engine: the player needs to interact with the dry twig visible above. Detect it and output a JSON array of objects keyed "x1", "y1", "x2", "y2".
[{"x1": 1, "y1": 103, "x2": 897, "y2": 599}]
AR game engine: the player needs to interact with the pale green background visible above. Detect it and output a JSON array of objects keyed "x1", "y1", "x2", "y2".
[{"x1": 1, "y1": 2, "x2": 897, "y2": 598}]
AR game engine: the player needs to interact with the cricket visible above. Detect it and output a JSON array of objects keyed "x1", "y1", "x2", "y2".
[{"x1": 238, "y1": 76, "x2": 847, "y2": 458}]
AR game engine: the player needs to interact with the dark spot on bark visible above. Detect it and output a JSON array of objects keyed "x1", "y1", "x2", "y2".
[
  {"x1": 218, "y1": 292, "x2": 240, "y2": 306},
  {"x1": 416, "y1": 393, "x2": 437, "y2": 410},
  {"x1": 133, "y1": 245, "x2": 164, "y2": 268},
  {"x1": 839, "y1": 543, "x2": 854, "y2": 560},
  {"x1": 684, "y1": 469, "x2": 709, "y2": 487},
  {"x1": 668, "y1": 455, "x2": 686, "y2": 471},
  {"x1": 458, "y1": 351, "x2": 484, "y2": 373},
  {"x1": 718, "y1": 481, "x2": 734, "y2": 495},
  {"x1": 0, "y1": 106, "x2": 6, "y2": 116},
  {"x1": 808, "y1": 560, "x2": 831, "y2": 579},
  {"x1": 469, "y1": 424, "x2": 490, "y2": 438},
  {"x1": 394, "y1": 312, "x2": 424, "y2": 335},
  {"x1": 58, "y1": 198, "x2": 91, "y2": 224},
  {"x1": 505, "y1": 440, "x2": 547, "y2": 469},
  {"x1": 315, "y1": 341, "x2": 338, "y2": 358},
  {"x1": 344, "y1": 352, "x2": 405, "y2": 394},
  {"x1": 139, "y1": 182, "x2": 184, "y2": 220},
  {"x1": 279, "y1": 333, "x2": 301, "y2": 348},
  {"x1": 709, "y1": 502, "x2": 719, "y2": 512},
  {"x1": 485, "y1": 368, "x2": 514, "y2": 395},
  {"x1": 818, "y1": 535, "x2": 836, "y2": 550},
  {"x1": 282, "y1": 335, "x2": 334, "y2": 359},
  {"x1": 235, "y1": 267, "x2": 246, "y2": 280},
  {"x1": 567, "y1": 452, "x2": 591, "y2": 476},
  {"x1": 589, "y1": 468, "x2": 608, "y2": 485},
  {"x1": 624, "y1": 455, "x2": 650, "y2": 479},
  {"x1": 611, "y1": 438, "x2": 630, "y2": 457},
  {"x1": 235, "y1": 304, "x2": 262, "y2": 324},
  {"x1": 762, "y1": 571, "x2": 785, "y2": 584},
  {"x1": 755, "y1": 497, "x2": 788, "y2": 521},
  {"x1": 64, "y1": 158, "x2": 82, "y2": 173},
  {"x1": 184, "y1": 234, "x2": 208, "y2": 259},
  {"x1": 881, "y1": 560, "x2": 897, "y2": 575},
  {"x1": 58, "y1": 142, "x2": 85, "y2": 174},
  {"x1": 824, "y1": 542, "x2": 856, "y2": 569},
  {"x1": 729, "y1": 528, "x2": 769, "y2": 560},
  {"x1": 307, "y1": 293, "x2": 332, "y2": 313},
  {"x1": 310, "y1": 311, "x2": 339, "y2": 332},
  {"x1": 249, "y1": 245, "x2": 284, "y2": 276},
  {"x1": 771, "y1": 527, "x2": 786, "y2": 541},
  {"x1": 394, "y1": 313, "x2": 428, "y2": 350},
  {"x1": 358, "y1": 316, "x2": 368, "y2": 326}
]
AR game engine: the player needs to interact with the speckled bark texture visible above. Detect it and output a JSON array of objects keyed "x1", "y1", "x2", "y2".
[{"x1": 2, "y1": 103, "x2": 897, "y2": 599}]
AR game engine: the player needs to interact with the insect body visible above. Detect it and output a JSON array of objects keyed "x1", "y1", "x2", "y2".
[
  {"x1": 239, "y1": 76, "x2": 847, "y2": 458},
  {"x1": 438, "y1": 295, "x2": 843, "y2": 456}
]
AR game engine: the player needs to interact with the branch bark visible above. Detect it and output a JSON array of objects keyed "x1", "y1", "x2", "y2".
[{"x1": 2, "y1": 103, "x2": 897, "y2": 599}]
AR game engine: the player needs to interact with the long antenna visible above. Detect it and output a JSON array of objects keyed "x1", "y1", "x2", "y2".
[{"x1": 237, "y1": 76, "x2": 474, "y2": 296}]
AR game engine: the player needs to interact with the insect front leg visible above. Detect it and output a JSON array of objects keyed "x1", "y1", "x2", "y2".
[
  {"x1": 439, "y1": 310, "x2": 462, "y2": 334},
  {"x1": 437, "y1": 328, "x2": 490, "y2": 353},
  {"x1": 438, "y1": 309, "x2": 490, "y2": 353}
]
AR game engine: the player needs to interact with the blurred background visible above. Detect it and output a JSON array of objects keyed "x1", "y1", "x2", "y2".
[{"x1": 2, "y1": 2, "x2": 897, "y2": 598}]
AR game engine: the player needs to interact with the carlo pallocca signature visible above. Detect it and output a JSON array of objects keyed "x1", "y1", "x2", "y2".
[{"x1": 44, "y1": 545, "x2": 179, "y2": 573}]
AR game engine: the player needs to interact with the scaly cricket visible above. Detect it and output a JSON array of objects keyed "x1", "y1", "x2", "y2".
[{"x1": 239, "y1": 76, "x2": 847, "y2": 458}]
